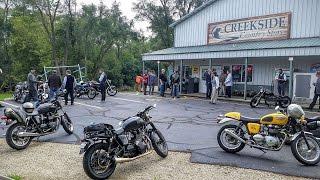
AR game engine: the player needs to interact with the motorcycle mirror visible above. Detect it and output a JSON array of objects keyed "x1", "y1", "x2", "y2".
[
  {"x1": 275, "y1": 106, "x2": 280, "y2": 112},
  {"x1": 153, "y1": 104, "x2": 157, "y2": 108}
]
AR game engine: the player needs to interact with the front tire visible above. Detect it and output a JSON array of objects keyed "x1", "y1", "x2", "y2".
[
  {"x1": 83, "y1": 143, "x2": 116, "y2": 180},
  {"x1": 87, "y1": 88, "x2": 97, "y2": 99},
  {"x1": 279, "y1": 96, "x2": 291, "y2": 108},
  {"x1": 6, "y1": 123, "x2": 32, "y2": 150},
  {"x1": 217, "y1": 124, "x2": 245, "y2": 153},
  {"x1": 250, "y1": 95, "x2": 260, "y2": 108},
  {"x1": 150, "y1": 130, "x2": 168, "y2": 158},
  {"x1": 61, "y1": 113, "x2": 74, "y2": 135},
  {"x1": 291, "y1": 134, "x2": 320, "y2": 165}
]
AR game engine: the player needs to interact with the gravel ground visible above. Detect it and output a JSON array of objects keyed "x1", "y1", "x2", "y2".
[{"x1": 0, "y1": 140, "x2": 308, "y2": 180}]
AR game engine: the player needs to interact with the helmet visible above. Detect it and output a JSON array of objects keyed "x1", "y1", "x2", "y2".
[
  {"x1": 22, "y1": 102, "x2": 35, "y2": 113},
  {"x1": 287, "y1": 104, "x2": 305, "y2": 119}
]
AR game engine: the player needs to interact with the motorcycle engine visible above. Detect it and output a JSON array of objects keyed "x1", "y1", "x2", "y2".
[
  {"x1": 120, "y1": 130, "x2": 148, "y2": 158},
  {"x1": 252, "y1": 125, "x2": 281, "y2": 147}
]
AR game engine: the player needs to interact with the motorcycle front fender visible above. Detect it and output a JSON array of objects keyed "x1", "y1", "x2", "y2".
[{"x1": 291, "y1": 131, "x2": 313, "y2": 142}]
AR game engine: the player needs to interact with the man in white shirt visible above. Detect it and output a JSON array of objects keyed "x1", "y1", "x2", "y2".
[
  {"x1": 275, "y1": 69, "x2": 287, "y2": 96},
  {"x1": 0, "y1": 68, "x2": 3, "y2": 108},
  {"x1": 224, "y1": 70, "x2": 232, "y2": 98},
  {"x1": 98, "y1": 69, "x2": 107, "y2": 101}
]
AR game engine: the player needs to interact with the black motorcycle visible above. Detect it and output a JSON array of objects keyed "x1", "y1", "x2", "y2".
[
  {"x1": 80, "y1": 104, "x2": 168, "y2": 179},
  {"x1": 90, "y1": 80, "x2": 118, "y2": 96},
  {"x1": 75, "y1": 81, "x2": 97, "y2": 99},
  {"x1": 13, "y1": 82, "x2": 29, "y2": 103},
  {"x1": 250, "y1": 87, "x2": 291, "y2": 108},
  {"x1": 2, "y1": 99, "x2": 73, "y2": 150}
]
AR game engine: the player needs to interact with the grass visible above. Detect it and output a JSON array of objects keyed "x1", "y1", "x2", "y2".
[
  {"x1": 8, "y1": 174, "x2": 22, "y2": 180},
  {"x1": 0, "y1": 92, "x2": 12, "y2": 101}
]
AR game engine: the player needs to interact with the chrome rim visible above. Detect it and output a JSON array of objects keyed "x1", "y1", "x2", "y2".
[
  {"x1": 89, "y1": 149, "x2": 113, "y2": 175},
  {"x1": 11, "y1": 125, "x2": 30, "y2": 147},
  {"x1": 296, "y1": 137, "x2": 320, "y2": 162},
  {"x1": 220, "y1": 128, "x2": 242, "y2": 150}
]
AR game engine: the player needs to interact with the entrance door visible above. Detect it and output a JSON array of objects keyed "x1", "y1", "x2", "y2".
[{"x1": 200, "y1": 66, "x2": 209, "y2": 93}]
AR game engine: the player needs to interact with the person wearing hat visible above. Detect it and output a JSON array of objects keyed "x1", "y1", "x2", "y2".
[
  {"x1": 27, "y1": 68, "x2": 41, "y2": 104},
  {"x1": 275, "y1": 68, "x2": 287, "y2": 96},
  {"x1": 48, "y1": 70, "x2": 62, "y2": 99},
  {"x1": 62, "y1": 70, "x2": 76, "y2": 105}
]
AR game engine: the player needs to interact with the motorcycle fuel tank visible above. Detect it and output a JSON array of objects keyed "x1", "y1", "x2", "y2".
[
  {"x1": 260, "y1": 113, "x2": 288, "y2": 125},
  {"x1": 121, "y1": 116, "x2": 146, "y2": 132}
]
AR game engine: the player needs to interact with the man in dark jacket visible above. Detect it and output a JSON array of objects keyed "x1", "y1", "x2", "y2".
[
  {"x1": 62, "y1": 70, "x2": 76, "y2": 105},
  {"x1": 309, "y1": 71, "x2": 320, "y2": 110},
  {"x1": 0, "y1": 68, "x2": 4, "y2": 108},
  {"x1": 98, "y1": 69, "x2": 107, "y2": 101},
  {"x1": 27, "y1": 68, "x2": 41, "y2": 103},
  {"x1": 204, "y1": 69, "x2": 212, "y2": 99},
  {"x1": 159, "y1": 69, "x2": 167, "y2": 97},
  {"x1": 48, "y1": 70, "x2": 61, "y2": 99}
]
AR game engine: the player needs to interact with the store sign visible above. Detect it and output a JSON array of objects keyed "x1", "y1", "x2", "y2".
[{"x1": 208, "y1": 12, "x2": 291, "y2": 44}]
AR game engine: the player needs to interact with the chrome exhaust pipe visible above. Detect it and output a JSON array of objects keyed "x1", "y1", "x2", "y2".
[
  {"x1": 115, "y1": 151, "x2": 153, "y2": 163},
  {"x1": 17, "y1": 132, "x2": 53, "y2": 137},
  {"x1": 224, "y1": 129, "x2": 246, "y2": 143}
]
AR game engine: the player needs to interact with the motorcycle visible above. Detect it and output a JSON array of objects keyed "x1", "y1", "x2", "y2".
[
  {"x1": 38, "y1": 82, "x2": 50, "y2": 104},
  {"x1": 217, "y1": 104, "x2": 320, "y2": 165},
  {"x1": 1, "y1": 99, "x2": 73, "y2": 150},
  {"x1": 250, "y1": 87, "x2": 291, "y2": 108},
  {"x1": 80, "y1": 104, "x2": 168, "y2": 179},
  {"x1": 90, "y1": 79, "x2": 118, "y2": 96},
  {"x1": 75, "y1": 81, "x2": 97, "y2": 99},
  {"x1": 13, "y1": 82, "x2": 29, "y2": 103}
]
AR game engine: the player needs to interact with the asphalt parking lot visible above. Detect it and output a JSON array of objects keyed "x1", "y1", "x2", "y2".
[{"x1": 1, "y1": 92, "x2": 320, "y2": 178}]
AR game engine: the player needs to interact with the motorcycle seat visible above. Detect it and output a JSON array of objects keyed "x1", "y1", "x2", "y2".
[
  {"x1": 306, "y1": 116, "x2": 320, "y2": 122},
  {"x1": 240, "y1": 116, "x2": 260, "y2": 123}
]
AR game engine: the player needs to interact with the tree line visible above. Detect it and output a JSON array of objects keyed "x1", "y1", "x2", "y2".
[{"x1": 0, "y1": 0, "x2": 208, "y2": 90}]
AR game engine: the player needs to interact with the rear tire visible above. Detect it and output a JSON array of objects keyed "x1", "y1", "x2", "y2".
[
  {"x1": 83, "y1": 143, "x2": 116, "y2": 180},
  {"x1": 291, "y1": 134, "x2": 320, "y2": 165},
  {"x1": 107, "y1": 86, "x2": 118, "y2": 96},
  {"x1": 6, "y1": 123, "x2": 32, "y2": 150},
  {"x1": 217, "y1": 124, "x2": 245, "y2": 153}
]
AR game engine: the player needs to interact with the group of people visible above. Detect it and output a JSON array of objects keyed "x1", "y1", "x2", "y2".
[
  {"x1": 26, "y1": 68, "x2": 108, "y2": 106},
  {"x1": 135, "y1": 70, "x2": 157, "y2": 96},
  {"x1": 204, "y1": 69, "x2": 233, "y2": 104}
]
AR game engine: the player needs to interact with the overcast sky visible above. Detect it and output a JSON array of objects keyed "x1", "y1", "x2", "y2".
[{"x1": 77, "y1": 0, "x2": 151, "y2": 36}]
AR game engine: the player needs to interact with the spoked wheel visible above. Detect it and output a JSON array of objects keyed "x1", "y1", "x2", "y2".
[
  {"x1": 83, "y1": 143, "x2": 116, "y2": 180},
  {"x1": 87, "y1": 88, "x2": 97, "y2": 99},
  {"x1": 250, "y1": 95, "x2": 260, "y2": 108},
  {"x1": 279, "y1": 96, "x2": 291, "y2": 108},
  {"x1": 107, "y1": 86, "x2": 118, "y2": 96},
  {"x1": 150, "y1": 130, "x2": 168, "y2": 158},
  {"x1": 6, "y1": 123, "x2": 32, "y2": 150},
  {"x1": 61, "y1": 113, "x2": 74, "y2": 135},
  {"x1": 291, "y1": 134, "x2": 320, "y2": 165},
  {"x1": 217, "y1": 124, "x2": 245, "y2": 153}
]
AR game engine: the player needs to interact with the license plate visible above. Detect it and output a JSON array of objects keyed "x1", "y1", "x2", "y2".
[{"x1": 79, "y1": 142, "x2": 87, "y2": 154}]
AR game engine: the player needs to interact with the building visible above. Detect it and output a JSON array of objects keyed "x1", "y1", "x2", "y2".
[{"x1": 142, "y1": 0, "x2": 320, "y2": 101}]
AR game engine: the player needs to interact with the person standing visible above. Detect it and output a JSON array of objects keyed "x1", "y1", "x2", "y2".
[
  {"x1": 48, "y1": 70, "x2": 61, "y2": 100},
  {"x1": 62, "y1": 70, "x2": 76, "y2": 105},
  {"x1": 98, "y1": 69, "x2": 107, "y2": 101},
  {"x1": 135, "y1": 74, "x2": 143, "y2": 94},
  {"x1": 275, "y1": 68, "x2": 287, "y2": 96},
  {"x1": 159, "y1": 69, "x2": 167, "y2": 97},
  {"x1": 309, "y1": 71, "x2": 320, "y2": 110},
  {"x1": 148, "y1": 70, "x2": 156, "y2": 95},
  {"x1": 142, "y1": 71, "x2": 149, "y2": 95},
  {"x1": 27, "y1": 68, "x2": 41, "y2": 104},
  {"x1": 211, "y1": 72, "x2": 220, "y2": 104},
  {"x1": 172, "y1": 70, "x2": 180, "y2": 99},
  {"x1": 224, "y1": 70, "x2": 233, "y2": 98},
  {"x1": 204, "y1": 70, "x2": 212, "y2": 99},
  {"x1": 219, "y1": 70, "x2": 226, "y2": 97},
  {"x1": 0, "y1": 68, "x2": 4, "y2": 108}
]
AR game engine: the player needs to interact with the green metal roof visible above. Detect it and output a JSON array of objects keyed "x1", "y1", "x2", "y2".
[{"x1": 143, "y1": 38, "x2": 320, "y2": 56}]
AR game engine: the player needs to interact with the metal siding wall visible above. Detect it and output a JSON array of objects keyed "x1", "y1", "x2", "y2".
[{"x1": 174, "y1": 0, "x2": 320, "y2": 47}]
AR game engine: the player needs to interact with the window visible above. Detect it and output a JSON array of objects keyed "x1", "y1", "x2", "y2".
[{"x1": 232, "y1": 65, "x2": 253, "y2": 82}]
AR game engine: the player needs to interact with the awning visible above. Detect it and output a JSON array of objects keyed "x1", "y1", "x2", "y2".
[{"x1": 142, "y1": 37, "x2": 320, "y2": 61}]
